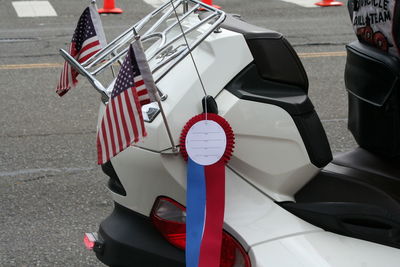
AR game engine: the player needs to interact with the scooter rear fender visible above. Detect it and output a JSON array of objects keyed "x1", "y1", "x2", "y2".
[
  {"x1": 250, "y1": 231, "x2": 400, "y2": 267},
  {"x1": 106, "y1": 147, "x2": 320, "y2": 249}
]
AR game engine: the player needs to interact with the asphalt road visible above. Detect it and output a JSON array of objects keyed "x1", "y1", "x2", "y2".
[{"x1": 0, "y1": 0, "x2": 357, "y2": 266}]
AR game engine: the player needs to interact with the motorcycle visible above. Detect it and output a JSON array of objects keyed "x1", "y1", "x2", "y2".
[{"x1": 60, "y1": 0, "x2": 400, "y2": 266}]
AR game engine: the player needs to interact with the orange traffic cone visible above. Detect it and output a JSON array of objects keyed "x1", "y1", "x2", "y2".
[
  {"x1": 98, "y1": 0, "x2": 123, "y2": 14},
  {"x1": 202, "y1": 0, "x2": 221, "y2": 9},
  {"x1": 315, "y1": 0, "x2": 343, "y2": 6}
]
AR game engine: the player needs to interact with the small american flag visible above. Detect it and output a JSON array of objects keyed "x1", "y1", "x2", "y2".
[
  {"x1": 56, "y1": 5, "x2": 106, "y2": 96},
  {"x1": 96, "y1": 41, "x2": 156, "y2": 165}
]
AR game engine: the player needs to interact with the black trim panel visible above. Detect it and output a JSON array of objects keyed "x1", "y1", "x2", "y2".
[
  {"x1": 219, "y1": 14, "x2": 332, "y2": 167},
  {"x1": 291, "y1": 154, "x2": 400, "y2": 249},
  {"x1": 102, "y1": 161, "x2": 126, "y2": 196},
  {"x1": 280, "y1": 201, "x2": 400, "y2": 249},
  {"x1": 225, "y1": 64, "x2": 332, "y2": 168},
  {"x1": 345, "y1": 41, "x2": 400, "y2": 107},
  {"x1": 345, "y1": 41, "x2": 400, "y2": 157},
  {"x1": 293, "y1": 112, "x2": 332, "y2": 167},
  {"x1": 226, "y1": 64, "x2": 313, "y2": 116},
  {"x1": 220, "y1": 14, "x2": 308, "y2": 90},
  {"x1": 95, "y1": 203, "x2": 185, "y2": 267}
]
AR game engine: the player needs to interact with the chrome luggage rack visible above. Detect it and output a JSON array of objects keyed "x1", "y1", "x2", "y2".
[{"x1": 59, "y1": 0, "x2": 226, "y2": 101}]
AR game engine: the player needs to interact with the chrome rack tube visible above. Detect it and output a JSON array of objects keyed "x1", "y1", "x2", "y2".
[
  {"x1": 147, "y1": 13, "x2": 218, "y2": 62},
  {"x1": 91, "y1": 33, "x2": 163, "y2": 76},
  {"x1": 58, "y1": 0, "x2": 225, "y2": 100},
  {"x1": 91, "y1": 46, "x2": 129, "y2": 76},
  {"x1": 149, "y1": 12, "x2": 218, "y2": 62},
  {"x1": 59, "y1": 48, "x2": 108, "y2": 100},
  {"x1": 183, "y1": 0, "x2": 189, "y2": 13},
  {"x1": 83, "y1": 27, "x2": 134, "y2": 69},
  {"x1": 154, "y1": 14, "x2": 225, "y2": 82},
  {"x1": 163, "y1": 4, "x2": 201, "y2": 34},
  {"x1": 143, "y1": 5, "x2": 178, "y2": 37},
  {"x1": 83, "y1": 0, "x2": 173, "y2": 69}
]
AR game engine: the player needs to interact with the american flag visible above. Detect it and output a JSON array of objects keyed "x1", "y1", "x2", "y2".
[
  {"x1": 96, "y1": 41, "x2": 156, "y2": 165},
  {"x1": 56, "y1": 5, "x2": 106, "y2": 96}
]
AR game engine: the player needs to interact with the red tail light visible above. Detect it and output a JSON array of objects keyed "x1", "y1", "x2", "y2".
[{"x1": 150, "y1": 196, "x2": 251, "y2": 267}]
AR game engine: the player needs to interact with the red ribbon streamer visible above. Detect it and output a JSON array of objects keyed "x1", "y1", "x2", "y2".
[
  {"x1": 199, "y1": 162, "x2": 225, "y2": 267},
  {"x1": 180, "y1": 113, "x2": 235, "y2": 267}
]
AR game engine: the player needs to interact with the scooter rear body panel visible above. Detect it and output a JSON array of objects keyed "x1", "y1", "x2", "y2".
[
  {"x1": 87, "y1": 4, "x2": 400, "y2": 266},
  {"x1": 250, "y1": 231, "x2": 400, "y2": 267}
]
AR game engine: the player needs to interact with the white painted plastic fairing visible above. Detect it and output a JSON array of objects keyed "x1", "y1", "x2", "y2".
[
  {"x1": 217, "y1": 90, "x2": 319, "y2": 201},
  {"x1": 94, "y1": 11, "x2": 400, "y2": 267},
  {"x1": 108, "y1": 89, "x2": 320, "y2": 213},
  {"x1": 109, "y1": 143, "x2": 321, "y2": 249},
  {"x1": 97, "y1": 28, "x2": 253, "y2": 152},
  {"x1": 109, "y1": 145, "x2": 400, "y2": 265},
  {"x1": 133, "y1": 28, "x2": 253, "y2": 151},
  {"x1": 223, "y1": 167, "x2": 321, "y2": 249},
  {"x1": 249, "y1": 231, "x2": 400, "y2": 267},
  {"x1": 109, "y1": 146, "x2": 186, "y2": 214}
]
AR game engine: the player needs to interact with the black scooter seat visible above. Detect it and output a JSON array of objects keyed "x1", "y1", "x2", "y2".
[
  {"x1": 280, "y1": 147, "x2": 400, "y2": 249},
  {"x1": 332, "y1": 147, "x2": 400, "y2": 181}
]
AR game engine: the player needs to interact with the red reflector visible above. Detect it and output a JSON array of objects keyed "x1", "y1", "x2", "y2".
[
  {"x1": 220, "y1": 232, "x2": 251, "y2": 267},
  {"x1": 151, "y1": 196, "x2": 251, "y2": 267},
  {"x1": 83, "y1": 232, "x2": 98, "y2": 250},
  {"x1": 151, "y1": 197, "x2": 186, "y2": 250}
]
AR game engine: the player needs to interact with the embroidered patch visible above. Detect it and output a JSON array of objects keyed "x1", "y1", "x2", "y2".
[{"x1": 352, "y1": 0, "x2": 399, "y2": 55}]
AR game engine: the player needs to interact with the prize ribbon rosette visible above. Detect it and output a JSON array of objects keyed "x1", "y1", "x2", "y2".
[{"x1": 180, "y1": 113, "x2": 235, "y2": 267}]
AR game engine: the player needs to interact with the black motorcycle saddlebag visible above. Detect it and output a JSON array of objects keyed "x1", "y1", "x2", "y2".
[{"x1": 345, "y1": 41, "x2": 400, "y2": 157}]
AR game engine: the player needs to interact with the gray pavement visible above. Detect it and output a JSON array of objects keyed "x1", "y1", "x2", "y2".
[{"x1": 1, "y1": 0, "x2": 356, "y2": 266}]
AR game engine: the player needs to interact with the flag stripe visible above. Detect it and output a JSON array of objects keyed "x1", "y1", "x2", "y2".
[
  {"x1": 79, "y1": 41, "x2": 101, "y2": 58},
  {"x1": 80, "y1": 41, "x2": 100, "y2": 57},
  {"x1": 129, "y1": 88, "x2": 146, "y2": 138},
  {"x1": 136, "y1": 85, "x2": 147, "y2": 95},
  {"x1": 105, "y1": 103, "x2": 117, "y2": 157},
  {"x1": 124, "y1": 89, "x2": 139, "y2": 143},
  {"x1": 100, "y1": 118, "x2": 110, "y2": 163},
  {"x1": 79, "y1": 48, "x2": 101, "y2": 63},
  {"x1": 97, "y1": 127, "x2": 106, "y2": 164},
  {"x1": 63, "y1": 60, "x2": 69, "y2": 90},
  {"x1": 101, "y1": 130, "x2": 107, "y2": 164},
  {"x1": 103, "y1": 108, "x2": 114, "y2": 161},
  {"x1": 117, "y1": 95, "x2": 131, "y2": 149},
  {"x1": 129, "y1": 89, "x2": 144, "y2": 138},
  {"x1": 81, "y1": 36, "x2": 100, "y2": 51},
  {"x1": 135, "y1": 79, "x2": 145, "y2": 87},
  {"x1": 137, "y1": 89, "x2": 149, "y2": 96},
  {"x1": 134, "y1": 75, "x2": 143, "y2": 82},
  {"x1": 96, "y1": 134, "x2": 103, "y2": 164},
  {"x1": 111, "y1": 98, "x2": 124, "y2": 153},
  {"x1": 121, "y1": 92, "x2": 135, "y2": 145},
  {"x1": 139, "y1": 98, "x2": 151, "y2": 105}
]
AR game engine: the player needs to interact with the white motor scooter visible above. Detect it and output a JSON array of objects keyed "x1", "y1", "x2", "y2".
[{"x1": 60, "y1": 0, "x2": 400, "y2": 266}]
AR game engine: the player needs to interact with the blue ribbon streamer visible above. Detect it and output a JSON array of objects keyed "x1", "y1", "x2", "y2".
[{"x1": 186, "y1": 158, "x2": 206, "y2": 267}]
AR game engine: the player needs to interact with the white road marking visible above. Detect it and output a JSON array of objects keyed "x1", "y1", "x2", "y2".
[
  {"x1": 12, "y1": 1, "x2": 57, "y2": 17},
  {"x1": 143, "y1": 0, "x2": 167, "y2": 8},
  {"x1": 280, "y1": 0, "x2": 319, "y2": 8},
  {"x1": 0, "y1": 167, "x2": 96, "y2": 177},
  {"x1": 144, "y1": 0, "x2": 321, "y2": 8}
]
